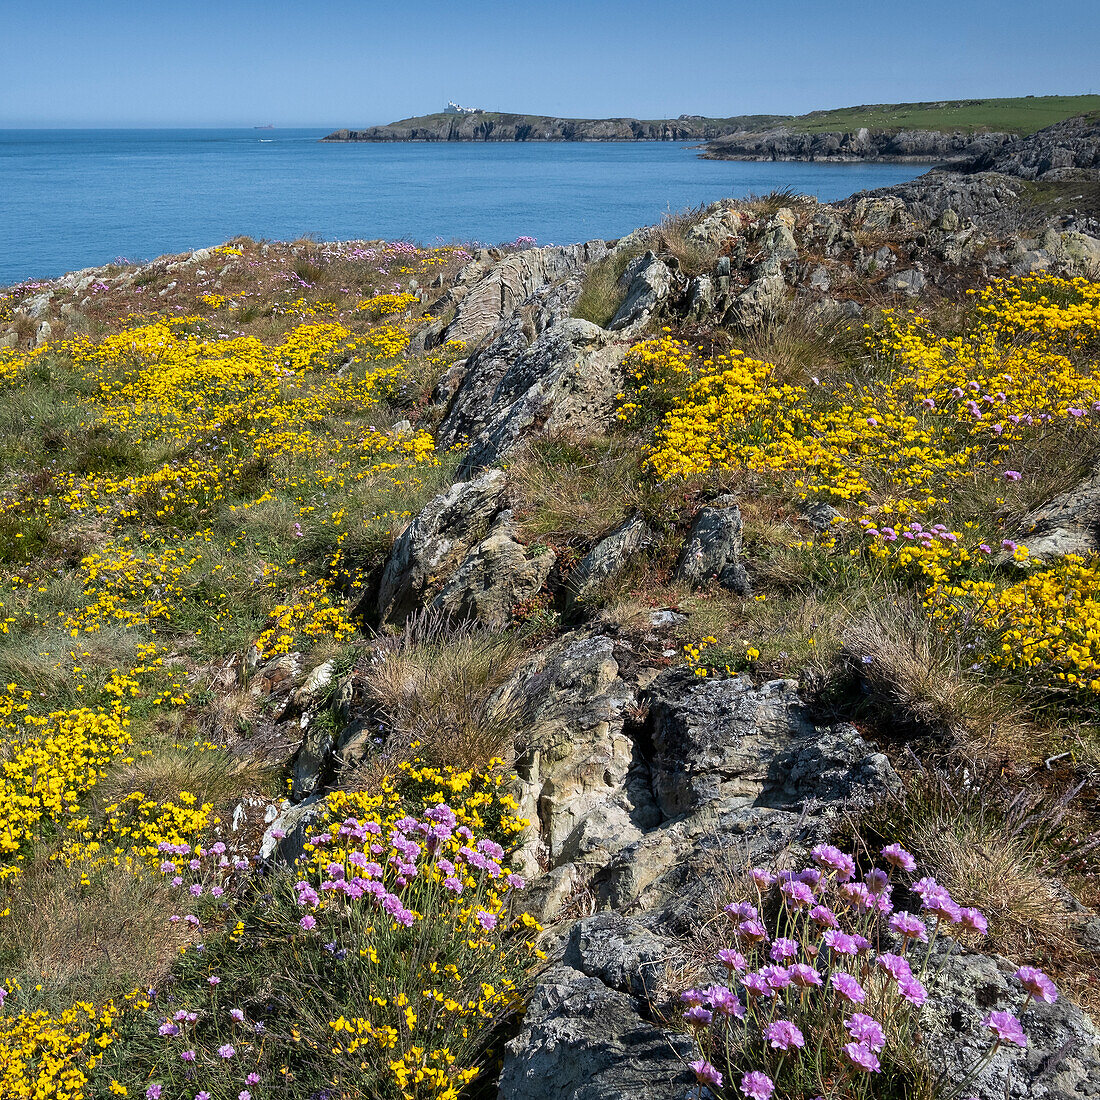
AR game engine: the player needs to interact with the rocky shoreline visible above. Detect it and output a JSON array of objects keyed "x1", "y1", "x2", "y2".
[
  {"x1": 698, "y1": 126, "x2": 1017, "y2": 164},
  {"x1": 321, "y1": 111, "x2": 787, "y2": 144}
]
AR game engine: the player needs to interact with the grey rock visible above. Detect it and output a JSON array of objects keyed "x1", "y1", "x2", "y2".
[
  {"x1": 686, "y1": 275, "x2": 715, "y2": 317},
  {"x1": 431, "y1": 509, "x2": 554, "y2": 627},
  {"x1": 729, "y1": 272, "x2": 786, "y2": 328},
  {"x1": 497, "y1": 631, "x2": 647, "y2": 879},
  {"x1": 674, "y1": 494, "x2": 751, "y2": 594},
  {"x1": 923, "y1": 947, "x2": 1100, "y2": 1100},
  {"x1": 259, "y1": 796, "x2": 326, "y2": 865},
  {"x1": 801, "y1": 500, "x2": 843, "y2": 532},
  {"x1": 809, "y1": 264, "x2": 832, "y2": 291},
  {"x1": 646, "y1": 672, "x2": 898, "y2": 820},
  {"x1": 439, "y1": 318, "x2": 628, "y2": 474},
  {"x1": 609, "y1": 251, "x2": 675, "y2": 331},
  {"x1": 498, "y1": 964, "x2": 694, "y2": 1100},
  {"x1": 290, "y1": 718, "x2": 335, "y2": 801},
  {"x1": 761, "y1": 208, "x2": 799, "y2": 260},
  {"x1": 1011, "y1": 465, "x2": 1100, "y2": 561},
  {"x1": 883, "y1": 267, "x2": 928, "y2": 296},
  {"x1": 376, "y1": 468, "x2": 506, "y2": 623},
  {"x1": 567, "y1": 513, "x2": 653, "y2": 606},
  {"x1": 562, "y1": 913, "x2": 677, "y2": 1002},
  {"x1": 440, "y1": 241, "x2": 608, "y2": 345}
]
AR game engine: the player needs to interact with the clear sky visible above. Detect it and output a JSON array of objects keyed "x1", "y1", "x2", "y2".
[{"x1": 2, "y1": 0, "x2": 1097, "y2": 128}]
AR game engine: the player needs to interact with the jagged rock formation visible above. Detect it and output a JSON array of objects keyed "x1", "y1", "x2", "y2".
[
  {"x1": 962, "y1": 112, "x2": 1100, "y2": 180},
  {"x1": 1009, "y1": 465, "x2": 1100, "y2": 562}
]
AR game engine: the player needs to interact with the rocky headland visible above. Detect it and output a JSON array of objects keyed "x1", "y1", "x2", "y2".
[{"x1": 322, "y1": 111, "x2": 788, "y2": 143}]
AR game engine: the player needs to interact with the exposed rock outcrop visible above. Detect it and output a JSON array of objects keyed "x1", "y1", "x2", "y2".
[
  {"x1": 437, "y1": 317, "x2": 629, "y2": 474},
  {"x1": 674, "y1": 495, "x2": 750, "y2": 594},
  {"x1": 1009, "y1": 465, "x2": 1100, "y2": 562}
]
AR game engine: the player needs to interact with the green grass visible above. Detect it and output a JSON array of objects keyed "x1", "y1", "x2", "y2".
[{"x1": 788, "y1": 95, "x2": 1100, "y2": 135}]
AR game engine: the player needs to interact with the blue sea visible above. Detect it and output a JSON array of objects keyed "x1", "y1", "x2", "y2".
[{"x1": 0, "y1": 128, "x2": 925, "y2": 286}]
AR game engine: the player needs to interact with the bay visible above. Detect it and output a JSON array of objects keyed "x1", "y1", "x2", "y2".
[{"x1": 0, "y1": 128, "x2": 924, "y2": 285}]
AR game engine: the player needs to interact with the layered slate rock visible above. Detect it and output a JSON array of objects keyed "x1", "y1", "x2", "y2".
[
  {"x1": 376, "y1": 468, "x2": 507, "y2": 624},
  {"x1": 438, "y1": 318, "x2": 629, "y2": 475},
  {"x1": 438, "y1": 241, "x2": 609, "y2": 345}
]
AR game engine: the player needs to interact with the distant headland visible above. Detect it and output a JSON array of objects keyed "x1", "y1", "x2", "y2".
[{"x1": 322, "y1": 95, "x2": 1100, "y2": 164}]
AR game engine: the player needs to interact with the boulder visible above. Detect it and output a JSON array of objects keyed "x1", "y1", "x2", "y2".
[
  {"x1": 376, "y1": 468, "x2": 506, "y2": 623},
  {"x1": 608, "y1": 251, "x2": 676, "y2": 331},
  {"x1": 646, "y1": 671, "x2": 898, "y2": 820},
  {"x1": 498, "y1": 964, "x2": 694, "y2": 1100},
  {"x1": 922, "y1": 948, "x2": 1100, "y2": 1100},
  {"x1": 431, "y1": 509, "x2": 554, "y2": 627},
  {"x1": 438, "y1": 319, "x2": 629, "y2": 474},
  {"x1": 883, "y1": 267, "x2": 928, "y2": 296},
  {"x1": 673, "y1": 494, "x2": 750, "y2": 594},
  {"x1": 566, "y1": 513, "x2": 653, "y2": 607}
]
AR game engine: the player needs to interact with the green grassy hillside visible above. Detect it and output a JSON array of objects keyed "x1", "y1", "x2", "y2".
[{"x1": 789, "y1": 95, "x2": 1100, "y2": 135}]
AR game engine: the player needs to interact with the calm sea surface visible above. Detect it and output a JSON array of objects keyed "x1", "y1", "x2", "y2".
[{"x1": 0, "y1": 128, "x2": 924, "y2": 285}]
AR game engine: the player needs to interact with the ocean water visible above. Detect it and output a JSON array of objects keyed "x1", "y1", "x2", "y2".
[{"x1": 0, "y1": 128, "x2": 925, "y2": 285}]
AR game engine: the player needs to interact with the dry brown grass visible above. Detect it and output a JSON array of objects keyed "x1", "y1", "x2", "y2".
[
  {"x1": 653, "y1": 205, "x2": 719, "y2": 277},
  {"x1": 364, "y1": 611, "x2": 526, "y2": 771},
  {"x1": 93, "y1": 734, "x2": 270, "y2": 811},
  {"x1": 854, "y1": 771, "x2": 1100, "y2": 1015},
  {"x1": 509, "y1": 436, "x2": 653, "y2": 544},
  {"x1": 833, "y1": 597, "x2": 1030, "y2": 750},
  {"x1": 0, "y1": 854, "x2": 188, "y2": 1009}
]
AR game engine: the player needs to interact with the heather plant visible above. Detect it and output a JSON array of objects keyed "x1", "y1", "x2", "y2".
[{"x1": 680, "y1": 843, "x2": 1060, "y2": 1100}]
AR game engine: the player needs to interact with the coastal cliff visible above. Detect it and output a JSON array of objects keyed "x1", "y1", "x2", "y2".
[
  {"x1": 321, "y1": 111, "x2": 790, "y2": 143},
  {"x1": 699, "y1": 126, "x2": 1017, "y2": 163}
]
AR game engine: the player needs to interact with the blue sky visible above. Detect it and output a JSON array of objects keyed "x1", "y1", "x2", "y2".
[{"x1": 1, "y1": 0, "x2": 1097, "y2": 127}]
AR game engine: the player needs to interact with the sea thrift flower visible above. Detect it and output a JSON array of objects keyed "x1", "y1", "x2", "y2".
[
  {"x1": 780, "y1": 879, "x2": 815, "y2": 907},
  {"x1": 889, "y1": 912, "x2": 928, "y2": 941},
  {"x1": 766, "y1": 1020, "x2": 805, "y2": 1051},
  {"x1": 717, "y1": 948, "x2": 748, "y2": 971},
  {"x1": 809, "y1": 904, "x2": 839, "y2": 929},
  {"x1": 844, "y1": 1041, "x2": 882, "y2": 1072},
  {"x1": 789, "y1": 963, "x2": 822, "y2": 987},
  {"x1": 737, "y1": 919, "x2": 768, "y2": 943},
  {"x1": 811, "y1": 844, "x2": 856, "y2": 879},
  {"x1": 180, "y1": 1051, "x2": 196, "y2": 1062},
  {"x1": 683, "y1": 1005, "x2": 713, "y2": 1027},
  {"x1": 958, "y1": 907, "x2": 988, "y2": 934},
  {"x1": 300, "y1": 915, "x2": 316, "y2": 930},
  {"x1": 985, "y1": 1011, "x2": 1028, "y2": 1047},
  {"x1": 690, "y1": 1060, "x2": 723, "y2": 1088},
  {"x1": 770, "y1": 937, "x2": 799, "y2": 961},
  {"x1": 218, "y1": 1044, "x2": 236, "y2": 1059},
  {"x1": 830, "y1": 972, "x2": 866, "y2": 1004},
  {"x1": 1015, "y1": 966, "x2": 1058, "y2": 1003},
  {"x1": 846, "y1": 1013, "x2": 886, "y2": 1051},
  {"x1": 740, "y1": 1071, "x2": 775, "y2": 1100}
]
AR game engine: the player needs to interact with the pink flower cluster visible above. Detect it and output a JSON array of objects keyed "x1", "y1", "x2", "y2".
[
  {"x1": 682, "y1": 841, "x2": 1056, "y2": 1097},
  {"x1": 291, "y1": 804, "x2": 525, "y2": 936}
]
